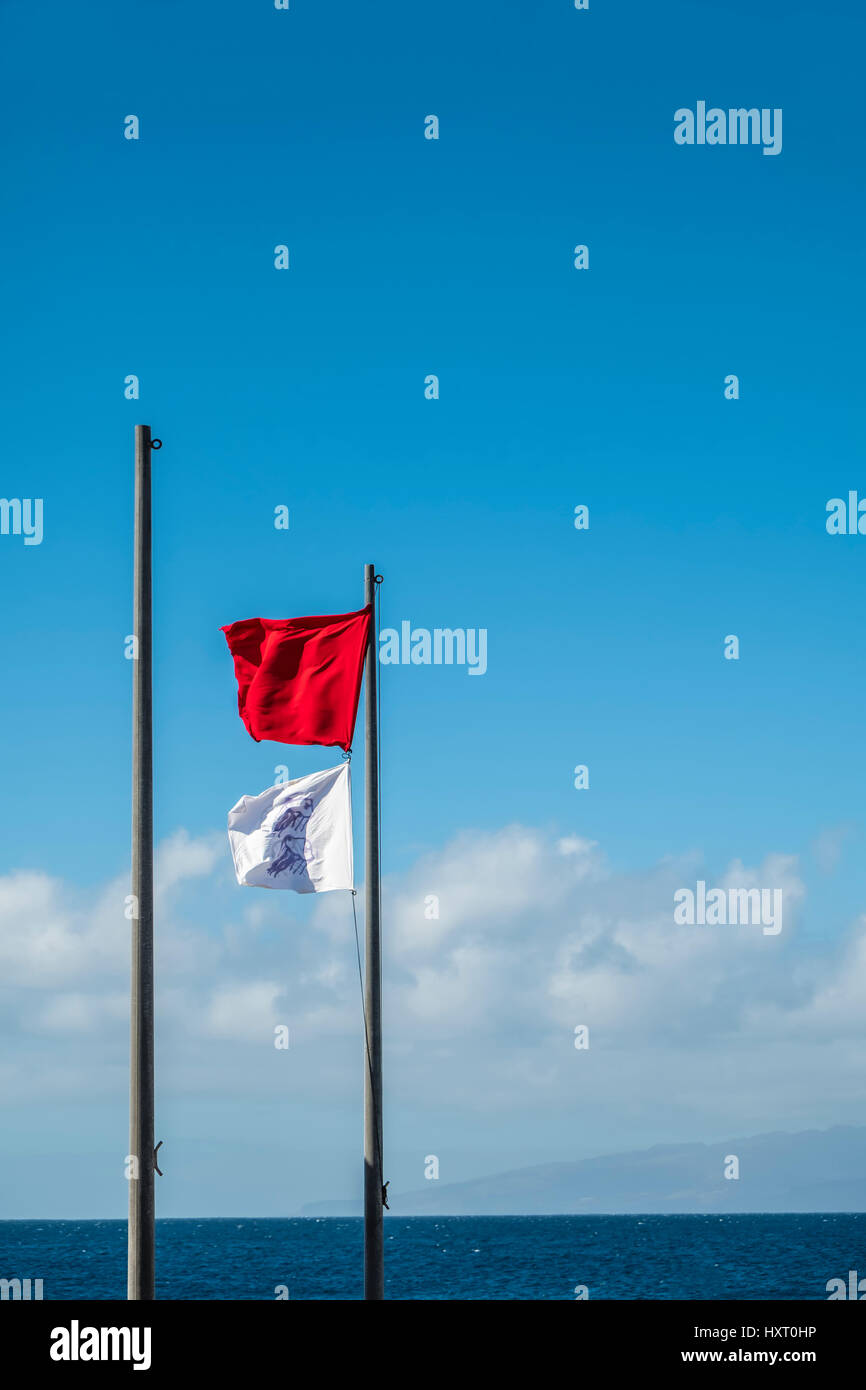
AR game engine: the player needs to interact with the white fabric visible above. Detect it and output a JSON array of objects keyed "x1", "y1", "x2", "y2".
[{"x1": 227, "y1": 763, "x2": 353, "y2": 893}]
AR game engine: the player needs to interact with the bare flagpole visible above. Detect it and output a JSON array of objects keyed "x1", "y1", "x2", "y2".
[
  {"x1": 363, "y1": 563, "x2": 384, "y2": 1299},
  {"x1": 128, "y1": 424, "x2": 155, "y2": 1300}
]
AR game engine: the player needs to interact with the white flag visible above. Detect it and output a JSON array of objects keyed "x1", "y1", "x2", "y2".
[{"x1": 227, "y1": 763, "x2": 353, "y2": 893}]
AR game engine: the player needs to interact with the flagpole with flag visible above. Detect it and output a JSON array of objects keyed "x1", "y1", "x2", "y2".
[
  {"x1": 363, "y1": 563, "x2": 384, "y2": 1299},
  {"x1": 221, "y1": 570, "x2": 385, "y2": 1297}
]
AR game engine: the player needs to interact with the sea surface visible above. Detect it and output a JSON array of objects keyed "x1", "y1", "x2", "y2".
[{"x1": 1, "y1": 1214, "x2": 862, "y2": 1300}]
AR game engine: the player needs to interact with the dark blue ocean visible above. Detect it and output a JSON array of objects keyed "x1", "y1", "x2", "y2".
[{"x1": 1, "y1": 1214, "x2": 863, "y2": 1300}]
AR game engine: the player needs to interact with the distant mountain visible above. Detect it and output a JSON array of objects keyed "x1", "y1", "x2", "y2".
[{"x1": 299, "y1": 1125, "x2": 866, "y2": 1216}]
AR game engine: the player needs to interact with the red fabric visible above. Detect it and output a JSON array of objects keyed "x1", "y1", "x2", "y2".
[{"x1": 221, "y1": 607, "x2": 371, "y2": 751}]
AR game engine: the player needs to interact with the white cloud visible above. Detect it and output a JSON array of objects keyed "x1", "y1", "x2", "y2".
[
  {"x1": 0, "y1": 820, "x2": 864, "y2": 1147},
  {"x1": 155, "y1": 829, "x2": 224, "y2": 898},
  {"x1": 34, "y1": 991, "x2": 129, "y2": 1034},
  {"x1": 202, "y1": 981, "x2": 284, "y2": 1042},
  {"x1": 810, "y1": 823, "x2": 855, "y2": 875}
]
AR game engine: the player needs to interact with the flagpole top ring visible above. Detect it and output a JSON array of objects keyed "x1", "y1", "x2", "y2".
[
  {"x1": 374, "y1": 573, "x2": 383, "y2": 584},
  {"x1": 150, "y1": 438, "x2": 163, "y2": 450}
]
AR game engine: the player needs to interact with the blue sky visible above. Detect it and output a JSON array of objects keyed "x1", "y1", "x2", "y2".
[{"x1": 1, "y1": 0, "x2": 865, "y2": 1222}]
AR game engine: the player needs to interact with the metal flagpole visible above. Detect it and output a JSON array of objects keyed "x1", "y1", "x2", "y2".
[
  {"x1": 129, "y1": 424, "x2": 156, "y2": 1300},
  {"x1": 363, "y1": 563, "x2": 384, "y2": 1299}
]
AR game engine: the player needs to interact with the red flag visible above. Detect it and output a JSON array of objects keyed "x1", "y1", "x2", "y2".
[{"x1": 221, "y1": 607, "x2": 371, "y2": 751}]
